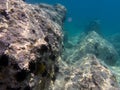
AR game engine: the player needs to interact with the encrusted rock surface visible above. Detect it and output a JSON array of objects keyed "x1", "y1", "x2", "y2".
[
  {"x1": 53, "y1": 54, "x2": 120, "y2": 90},
  {"x1": 66, "y1": 31, "x2": 119, "y2": 65},
  {"x1": 0, "y1": 0, "x2": 66, "y2": 90},
  {"x1": 0, "y1": 0, "x2": 120, "y2": 90}
]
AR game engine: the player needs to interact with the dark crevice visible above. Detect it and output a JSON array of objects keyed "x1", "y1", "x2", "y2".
[
  {"x1": 44, "y1": 36, "x2": 49, "y2": 42},
  {"x1": 0, "y1": 10, "x2": 9, "y2": 20},
  {"x1": 0, "y1": 54, "x2": 9, "y2": 67},
  {"x1": 6, "y1": 86, "x2": 21, "y2": 90},
  {"x1": 51, "y1": 75, "x2": 56, "y2": 82},
  {"x1": 49, "y1": 54, "x2": 56, "y2": 61},
  {"x1": 39, "y1": 44, "x2": 48, "y2": 54},
  {"x1": 15, "y1": 69, "x2": 29, "y2": 82},
  {"x1": 32, "y1": 30, "x2": 35, "y2": 33},
  {"x1": 41, "y1": 69, "x2": 48, "y2": 77},
  {"x1": 24, "y1": 85, "x2": 31, "y2": 90},
  {"x1": 29, "y1": 61, "x2": 36, "y2": 73},
  {"x1": 54, "y1": 65, "x2": 59, "y2": 73},
  {"x1": 12, "y1": 63, "x2": 20, "y2": 70}
]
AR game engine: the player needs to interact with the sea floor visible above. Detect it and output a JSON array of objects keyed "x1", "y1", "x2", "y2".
[
  {"x1": 63, "y1": 30, "x2": 120, "y2": 85},
  {"x1": 111, "y1": 66, "x2": 120, "y2": 84}
]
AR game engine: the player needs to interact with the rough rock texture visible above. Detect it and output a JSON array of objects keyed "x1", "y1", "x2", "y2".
[
  {"x1": 66, "y1": 31, "x2": 119, "y2": 65},
  {"x1": 0, "y1": 0, "x2": 120, "y2": 90},
  {"x1": 0, "y1": 0, "x2": 66, "y2": 90},
  {"x1": 53, "y1": 54, "x2": 120, "y2": 90}
]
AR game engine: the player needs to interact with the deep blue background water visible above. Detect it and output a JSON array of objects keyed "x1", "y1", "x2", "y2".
[{"x1": 26, "y1": 0, "x2": 120, "y2": 36}]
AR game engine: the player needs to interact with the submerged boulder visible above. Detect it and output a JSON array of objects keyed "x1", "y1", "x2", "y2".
[
  {"x1": 67, "y1": 31, "x2": 119, "y2": 65},
  {"x1": 53, "y1": 54, "x2": 120, "y2": 90},
  {"x1": 0, "y1": 0, "x2": 66, "y2": 90}
]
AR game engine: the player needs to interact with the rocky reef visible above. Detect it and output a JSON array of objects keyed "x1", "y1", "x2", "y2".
[
  {"x1": 61, "y1": 19, "x2": 120, "y2": 89},
  {"x1": 0, "y1": 0, "x2": 120, "y2": 90},
  {"x1": 53, "y1": 54, "x2": 120, "y2": 90},
  {"x1": 65, "y1": 31, "x2": 119, "y2": 65},
  {"x1": 0, "y1": 0, "x2": 66, "y2": 90},
  {"x1": 59, "y1": 31, "x2": 120, "y2": 90}
]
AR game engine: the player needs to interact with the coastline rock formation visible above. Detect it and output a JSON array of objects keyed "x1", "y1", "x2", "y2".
[{"x1": 0, "y1": 0, "x2": 66, "y2": 90}]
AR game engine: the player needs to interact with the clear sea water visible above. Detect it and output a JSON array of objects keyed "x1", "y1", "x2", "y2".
[{"x1": 27, "y1": 0, "x2": 120, "y2": 37}]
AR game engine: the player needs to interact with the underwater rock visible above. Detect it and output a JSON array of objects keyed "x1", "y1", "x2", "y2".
[
  {"x1": 67, "y1": 31, "x2": 119, "y2": 65},
  {"x1": 38, "y1": 3, "x2": 66, "y2": 26},
  {"x1": 53, "y1": 54, "x2": 120, "y2": 90},
  {"x1": 0, "y1": 0, "x2": 66, "y2": 90},
  {"x1": 111, "y1": 66, "x2": 120, "y2": 85}
]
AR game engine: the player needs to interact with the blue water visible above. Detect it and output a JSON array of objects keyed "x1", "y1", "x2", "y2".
[{"x1": 27, "y1": 0, "x2": 120, "y2": 37}]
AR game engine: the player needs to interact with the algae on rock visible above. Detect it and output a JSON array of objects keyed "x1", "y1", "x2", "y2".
[
  {"x1": 0, "y1": 0, "x2": 66, "y2": 90},
  {"x1": 53, "y1": 54, "x2": 120, "y2": 90}
]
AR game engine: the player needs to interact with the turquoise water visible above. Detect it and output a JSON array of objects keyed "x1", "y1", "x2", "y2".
[{"x1": 27, "y1": 0, "x2": 120, "y2": 36}]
